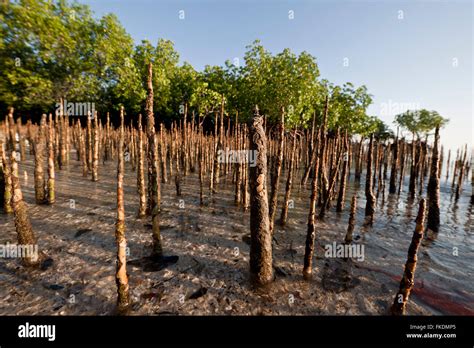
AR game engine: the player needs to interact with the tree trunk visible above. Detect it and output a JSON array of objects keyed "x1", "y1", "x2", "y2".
[
  {"x1": 241, "y1": 126, "x2": 249, "y2": 211},
  {"x1": 389, "y1": 133, "x2": 399, "y2": 194},
  {"x1": 145, "y1": 63, "x2": 163, "y2": 257},
  {"x1": 391, "y1": 198, "x2": 426, "y2": 315},
  {"x1": 115, "y1": 106, "x2": 130, "y2": 312},
  {"x1": 209, "y1": 113, "x2": 218, "y2": 196},
  {"x1": 302, "y1": 120, "x2": 322, "y2": 280},
  {"x1": 34, "y1": 115, "x2": 47, "y2": 204},
  {"x1": 17, "y1": 118, "x2": 26, "y2": 162},
  {"x1": 445, "y1": 149, "x2": 451, "y2": 180},
  {"x1": 1, "y1": 143, "x2": 13, "y2": 213},
  {"x1": 426, "y1": 126, "x2": 440, "y2": 233},
  {"x1": 0, "y1": 141, "x2": 5, "y2": 210},
  {"x1": 354, "y1": 137, "x2": 364, "y2": 181},
  {"x1": 397, "y1": 140, "x2": 406, "y2": 195},
  {"x1": 234, "y1": 126, "x2": 242, "y2": 205},
  {"x1": 345, "y1": 195, "x2": 357, "y2": 244},
  {"x1": 455, "y1": 158, "x2": 465, "y2": 201},
  {"x1": 301, "y1": 112, "x2": 316, "y2": 186},
  {"x1": 75, "y1": 121, "x2": 81, "y2": 161},
  {"x1": 137, "y1": 114, "x2": 147, "y2": 218},
  {"x1": 418, "y1": 140, "x2": 426, "y2": 195},
  {"x1": 372, "y1": 141, "x2": 379, "y2": 190},
  {"x1": 280, "y1": 131, "x2": 297, "y2": 226},
  {"x1": 319, "y1": 98, "x2": 330, "y2": 202},
  {"x1": 248, "y1": 107, "x2": 273, "y2": 285},
  {"x1": 408, "y1": 135, "x2": 418, "y2": 198},
  {"x1": 27, "y1": 120, "x2": 34, "y2": 156},
  {"x1": 456, "y1": 145, "x2": 468, "y2": 200},
  {"x1": 160, "y1": 124, "x2": 167, "y2": 184},
  {"x1": 104, "y1": 112, "x2": 110, "y2": 162},
  {"x1": 269, "y1": 108, "x2": 285, "y2": 234},
  {"x1": 11, "y1": 151, "x2": 40, "y2": 267},
  {"x1": 86, "y1": 114, "x2": 93, "y2": 173},
  {"x1": 199, "y1": 137, "x2": 204, "y2": 206},
  {"x1": 47, "y1": 114, "x2": 55, "y2": 205},
  {"x1": 365, "y1": 134, "x2": 375, "y2": 223},
  {"x1": 58, "y1": 100, "x2": 67, "y2": 169},
  {"x1": 336, "y1": 133, "x2": 349, "y2": 212},
  {"x1": 320, "y1": 134, "x2": 343, "y2": 218},
  {"x1": 212, "y1": 103, "x2": 223, "y2": 193},
  {"x1": 438, "y1": 145, "x2": 443, "y2": 179},
  {"x1": 7, "y1": 107, "x2": 16, "y2": 152},
  {"x1": 451, "y1": 149, "x2": 459, "y2": 189},
  {"x1": 92, "y1": 113, "x2": 99, "y2": 181},
  {"x1": 79, "y1": 120, "x2": 88, "y2": 177}
]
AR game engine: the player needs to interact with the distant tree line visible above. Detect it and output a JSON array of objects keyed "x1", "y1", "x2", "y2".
[{"x1": 0, "y1": 0, "x2": 447, "y2": 136}]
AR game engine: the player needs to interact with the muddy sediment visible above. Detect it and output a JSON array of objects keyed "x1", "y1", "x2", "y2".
[{"x1": 0, "y1": 147, "x2": 472, "y2": 316}]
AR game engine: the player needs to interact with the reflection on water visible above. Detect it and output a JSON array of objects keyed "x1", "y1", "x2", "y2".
[{"x1": 286, "y1": 171, "x2": 473, "y2": 313}]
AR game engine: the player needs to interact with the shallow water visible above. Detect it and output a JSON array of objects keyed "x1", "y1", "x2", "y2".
[{"x1": 286, "y1": 169, "x2": 473, "y2": 314}]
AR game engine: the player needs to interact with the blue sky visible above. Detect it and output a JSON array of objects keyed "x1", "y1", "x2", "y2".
[{"x1": 80, "y1": 0, "x2": 472, "y2": 150}]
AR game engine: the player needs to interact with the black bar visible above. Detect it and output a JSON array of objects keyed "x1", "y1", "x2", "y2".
[{"x1": 0, "y1": 315, "x2": 472, "y2": 346}]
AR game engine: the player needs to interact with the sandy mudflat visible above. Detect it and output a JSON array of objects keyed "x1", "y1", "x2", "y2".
[{"x1": 2, "y1": 149, "x2": 471, "y2": 316}]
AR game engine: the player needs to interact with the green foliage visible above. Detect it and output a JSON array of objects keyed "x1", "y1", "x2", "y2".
[
  {"x1": 323, "y1": 82, "x2": 373, "y2": 134},
  {"x1": 0, "y1": 0, "x2": 96, "y2": 109},
  {"x1": 394, "y1": 110, "x2": 419, "y2": 134},
  {"x1": 238, "y1": 40, "x2": 320, "y2": 127},
  {"x1": 95, "y1": 14, "x2": 143, "y2": 113},
  {"x1": 0, "y1": 0, "x2": 446, "y2": 140},
  {"x1": 370, "y1": 116, "x2": 393, "y2": 140},
  {"x1": 0, "y1": 0, "x2": 142, "y2": 114},
  {"x1": 395, "y1": 109, "x2": 449, "y2": 138},
  {"x1": 133, "y1": 38, "x2": 180, "y2": 116},
  {"x1": 189, "y1": 82, "x2": 223, "y2": 118},
  {"x1": 417, "y1": 109, "x2": 449, "y2": 133}
]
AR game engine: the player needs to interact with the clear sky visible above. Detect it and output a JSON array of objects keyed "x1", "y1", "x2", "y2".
[{"x1": 80, "y1": 0, "x2": 472, "y2": 151}]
